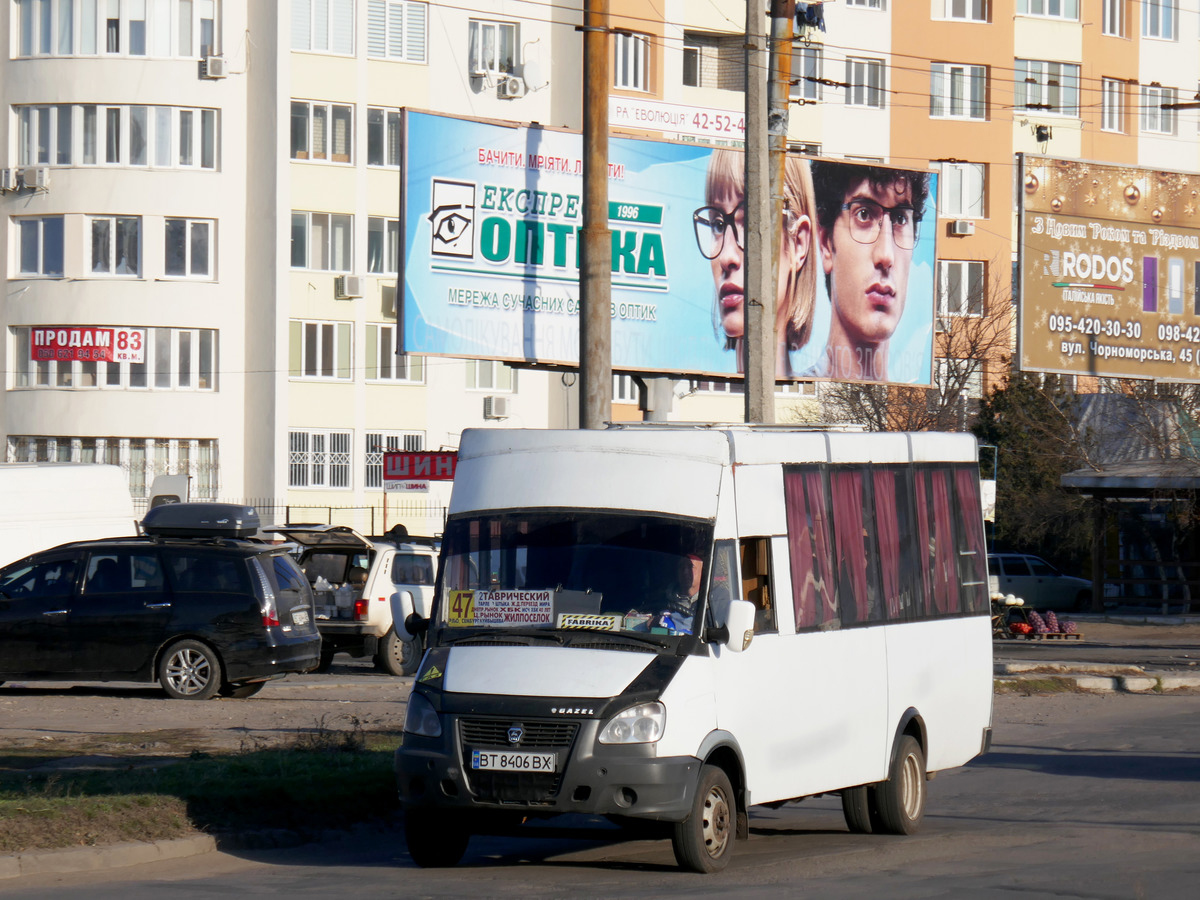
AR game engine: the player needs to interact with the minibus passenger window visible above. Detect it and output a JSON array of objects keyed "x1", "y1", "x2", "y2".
[{"x1": 740, "y1": 538, "x2": 777, "y2": 634}]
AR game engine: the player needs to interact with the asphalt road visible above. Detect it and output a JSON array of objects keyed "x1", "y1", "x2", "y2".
[{"x1": 6, "y1": 688, "x2": 1200, "y2": 898}]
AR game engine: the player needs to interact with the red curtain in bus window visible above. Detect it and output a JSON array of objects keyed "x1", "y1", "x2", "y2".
[
  {"x1": 954, "y1": 467, "x2": 988, "y2": 612},
  {"x1": 873, "y1": 469, "x2": 901, "y2": 619},
  {"x1": 930, "y1": 470, "x2": 960, "y2": 615},
  {"x1": 831, "y1": 470, "x2": 870, "y2": 624},
  {"x1": 784, "y1": 468, "x2": 818, "y2": 629},
  {"x1": 806, "y1": 469, "x2": 837, "y2": 627},
  {"x1": 914, "y1": 469, "x2": 934, "y2": 616}
]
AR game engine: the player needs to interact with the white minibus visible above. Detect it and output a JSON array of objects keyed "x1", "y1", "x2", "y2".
[{"x1": 395, "y1": 426, "x2": 993, "y2": 872}]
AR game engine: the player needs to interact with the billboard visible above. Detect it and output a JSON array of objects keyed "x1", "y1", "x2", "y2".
[
  {"x1": 401, "y1": 110, "x2": 936, "y2": 385},
  {"x1": 1019, "y1": 155, "x2": 1200, "y2": 382},
  {"x1": 30, "y1": 326, "x2": 146, "y2": 364}
]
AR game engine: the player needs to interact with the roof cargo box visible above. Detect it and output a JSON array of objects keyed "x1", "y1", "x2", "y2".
[{"x1": 142, "y1": 502, "x2": 260, "y2": 539}]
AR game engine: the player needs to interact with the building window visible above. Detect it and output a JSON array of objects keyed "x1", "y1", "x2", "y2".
[
  {"x1": 291, "y1": 0, "x2": 353, "y2": 54},
  {"x1": 16, "y1": 0, "x2": 216, "y2": 59},
  {"x1": 613, "y1": 374, "x2": 638, "y2": 403},
  {"x1": 17, "y1": 104, "x2": 216, "y2": 170},
  {"x1": 1016, "y1": 0, "x2": 1078, "y2": 20},
  {"x1": 1101, "y1": 78, "x2": 1126, "y2": 132},
  {"x1": 89, "y1": 216, "x2": 141, "y2": 276},
  {"x1": 1142, "y1": 0, "x2": 1177, "y2": 40},
  {"x1": 366, "y1": 108, "x2": 402, "y2": 167},
  {"x1": 290, "y1": 211, "x2": 353, "y2": 271},
  {"x1": 1102, "y1": 0, "x2": 1125, "y2": 36},
  {"x1": 367, "y1": 217, "x2": 400, "y2": 274},
  {"x1": 1014, "y1": 59, "x2": 1079, "y2": 117},
  {"x1": 469, "y1": 20, "x2": 517, "y2": 77},
  {"x1": 1141, "y1": 85, "x2": 1177, "y2": 134},
  {"x1": 12, "y1": 327, "x2": 216, "y2": 392},
  {"x1": 681, "y1": 32, "x2": 742, "y2": 92},
  {"x1": 164, "y1": 218, "x2": 213, "y2": 278},
  {"x1": 289, "y1": 320, "x2": 353, "y2": 380},
  {"x1": 939, "y1": 163, "x2": 985, "y2": 218},
  {"x1": 613, "y1": 32, "x2": 649, "y2": 91},
  {"x1": 290, "y1": 101, "x2": 353, "y2": 163},
  {"x1": 944, "y1": 0, "x2": 988, "y2": 21},
  {"x1": 845, "y1": 58, "x2": 885, "y2": 108},
  {"x1": 366, "y1": 325, "x2": 424, "y2": 382},
  {"x1": 846, "y1": 0, "x2": 882, "y2": 7},
  {"x1": 930, "y1": 63, "x2": 986, "y2": 119},
  {"x1": 365, "y1": 431, "x2": 425, "y2": 489},
  {"x1": 466, "y1": 359, "x2": 516, "y2": 392},
  {"x1": 16, "y1": 217, "x2": 65, "y2": 277},
  {"x1": 792, "y1": 46, "x2": 822, "y2": 102},
  {"x1": 939, "y1": 261, "x2": 985, "y2": 317},
  {"x1": 366, "y1": 0, "x2": 427, "y2": 62},
  {"x1": 288, "y1": 430, "x2": 352, "y2": 489}
]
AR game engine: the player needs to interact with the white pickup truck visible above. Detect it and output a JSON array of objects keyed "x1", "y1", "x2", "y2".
[{"x1": 265, "y1": 525, "x2": 437, "y2": 675}]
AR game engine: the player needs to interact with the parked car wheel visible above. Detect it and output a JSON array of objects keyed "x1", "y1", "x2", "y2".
[
  {"x1": 377, "y1": 627, "x2": 423, "y2": 676},
  {"x1": 313, "y1": 649, "x2": 336, "y2": 673},
  {"x1": 1075, "y1": 589, "x2": 1092, "y2": 612},
  {"x1": 159, "y1": 639, "x2": 222, "y2": 700},
  {"x1": 219, "y1": 681, "x2": 266, "y2": 699},
  {"x1": 672, "y1": 764, "x2": 735, "y2": 873}
]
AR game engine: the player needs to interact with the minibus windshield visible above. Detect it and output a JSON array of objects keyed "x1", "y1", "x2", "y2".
[{"x1": 434, "y1": 511, "x2": 715, "y2": 640}]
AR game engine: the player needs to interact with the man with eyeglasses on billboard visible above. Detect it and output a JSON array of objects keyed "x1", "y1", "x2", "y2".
[{"x1": 806, "y1": 161, "x2": 929, "y2": 383}]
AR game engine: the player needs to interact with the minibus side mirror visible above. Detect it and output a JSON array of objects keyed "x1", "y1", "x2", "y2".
[
  {"x1": 709, "y1": 599, "x2": 756, "y2": 653},
  {"x1": 389, "y1": 590, "x2": 417, "y2": 640},
  {"x1": 404, "y1": 610, "x2": 429, "y2": 637}
]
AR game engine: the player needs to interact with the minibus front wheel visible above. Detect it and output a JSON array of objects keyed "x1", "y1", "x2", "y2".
[
  {"x1": 404, "y1": 809, "x2": 470, "y2": 867},
  {"x1": 672, "y1": 764, "x2": 735, "y2": 873}
]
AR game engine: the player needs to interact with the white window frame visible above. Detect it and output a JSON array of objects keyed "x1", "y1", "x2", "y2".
[
  {"x1": 613, "y1": 374, "x2": 638, "y2": 403},
  {"x1": 1015, "y1": 59, "x2": 1079, "y2": 117},
  {"x1": 366, "y1": 107, "x2": 402, "y2": 167},
  {"x1": 938, "y1": 261, "x2": 985, "y2": 317},
  {"x1": 845, "y1": 0, "x2": 883, "y2": 8},
  {"x1": 776, "y1": 381, "x2": 817, "y2": 397},
  {"x1": 290, "y1": 101, "x2": 353, "y2": 163},
  {"x1": 792, "y1": 46, "x2": 822, "y2": 102},
  {"x1": 89, "y1": 215, "x2": 142, "y2": 276},
  {"x1": 290, "y1": 211, "x2": 353, "y2": 272},
  {"x1": 1101, "y1": 78, "x2": 1126, "y2": 132},
  {"x1": 366, "y1": 324, "x2": 424, "y2": 383},
  {"x1": 290, "y1": 320, "x2": 353, "y2": 381},
  {"x1": 16, "y1": 0, "x2": 217, "y2": 59},
  {"x1": 466, "y1": 359, "x2": 516, "y2": 392},
  {"x1": 19, "y1": 104, "x2": 216, "y2": 170},
  {"x1": 930, "y1": 63, "x2": 986, "y2": 120},
  {"x1": 1141, "y1": 85, "x2": 1177, "y2": 135},
  {"x1": 162, "y1": 218, "x2": 214, "y2": 279},
  {"x1": 1142, "y1": 0, "x2": 1178, "y2": 40},
  {"x1": 367, "y1": 217, "x2": 400, "y2": 274},
  {"x1": 938, "y1": 162, "x2": 986, "y2": 219},
  {"x1": 689, "y1": 379, "x2": 744, "y2": 395},
  {"x1": 613, "y1": 32, "x2": 650, "y2": 91},
  {"x1": 1102, "y1": 0, "x2": 1125, "y2": 36},
  {"x1": 943, "y1": 0, "x2": 988, "y2": 22},
  {"x1": 288, "y1": 430, "x2": 352, "y2": 489},
  {"x1": 16, "y1": 216, "x2": 65, "y2": 277},
  {"x1": 846, "y1": 58, "x2": 885, "y2": 108},
  {"x1": 365, "y1": 431, "x2": 425, "y2": 489},
  {"x1": 291, "y1": 0, "x2": 354, "y2": 54},
  {"x1": 1016, "y1": 0, "x2": 1079, "y2": 21},
  {"x1": 469, "y1": 19, "x2": 518, "y2": 77},
  {"x1": 366, "y1": 0, "x2": 427, "y2": 62},
  {"x1": 12, "y1": 326, "x2": 216, "y2": 392}
]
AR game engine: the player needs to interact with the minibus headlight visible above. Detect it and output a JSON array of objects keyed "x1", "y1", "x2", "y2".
[
  {"x1": 598, "y1": 702, "x2": 665, "y2": 744},
  {"x1": 404, "y1": 692, "x2": 442, "y2": 738}
]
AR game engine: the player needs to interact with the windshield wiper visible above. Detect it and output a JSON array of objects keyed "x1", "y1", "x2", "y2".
[
  {"x1": 564, "y1": 630, "x2": 671, "y2": 650},
  {"x1": 444, "y1": 629, "x2": 567, "y2": 646}
]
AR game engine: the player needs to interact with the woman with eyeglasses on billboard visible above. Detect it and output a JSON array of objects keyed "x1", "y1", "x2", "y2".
[{"x1": 693, "y1": 149, "x2": 817, "y2": 377}]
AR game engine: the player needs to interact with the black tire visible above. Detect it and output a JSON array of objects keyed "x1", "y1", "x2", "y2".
[
  {"x1": 672, "y1": 764, "x2": 735, "y2": 873},
  {"x1": 404, "y1": 810, "x2": 470, "y2": 868},
  {"x1": 377, "y1": 627, "x2": 423, "y2": 677},
  {"x1": 874, "y1": 735, "x2": 927, "y2": 835},
  {"x1": 1075, "y1": 590, "x2": 1092, "y2": 612},
  {"x1": 158, "y1": 639, "x2": 222, "y2": 701},
  {"x1": 841, "y1": 784, "x2": 876, "y2": 834},
  {"x1": 219, "y1": 681, "x2": 266, "y2": 699},
  {"x1": 313, "y1": 649, "x2": 336, "y2": 673}
]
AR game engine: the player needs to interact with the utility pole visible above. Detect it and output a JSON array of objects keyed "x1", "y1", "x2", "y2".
[
  {"x1": 580, "y1": 0, "x2": 612, "y2": 429},
  {"x1": 743, "y1": 1, "x2": 772, "y2": 423}
]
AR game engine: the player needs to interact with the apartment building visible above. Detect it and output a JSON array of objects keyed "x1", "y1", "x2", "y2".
[{"x1": 4, "y1": 1, "x2": 1198, "y2": 530}]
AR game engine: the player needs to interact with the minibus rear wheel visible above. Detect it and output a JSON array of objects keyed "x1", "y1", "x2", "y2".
[
  {"x1": 672, "y1": 764, "x2": 734, "y2": 873},
  {"x1": 874, "y1": 735, "x2": 926, "y2": 834},
  {"x1": 405, "y1": 809, "x2": 470, "y2": 867}
]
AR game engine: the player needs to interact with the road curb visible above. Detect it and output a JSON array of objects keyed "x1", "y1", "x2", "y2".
[
  {"x1": 0, "y1": 834, "x2": 215, "y2": 880},
  {"x1": 995, "y1": 671, "x2": 1200, "y2": 693}
]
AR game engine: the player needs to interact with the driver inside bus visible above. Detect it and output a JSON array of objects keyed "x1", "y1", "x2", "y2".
[{"x1": 656, "y1": 553, "x2": 703, "y2": 633}]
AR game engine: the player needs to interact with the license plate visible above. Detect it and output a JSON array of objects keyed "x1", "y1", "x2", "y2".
[
  {"x1": 292, "y1": 609, "x2": 310, "y2": 626},
  {"x1": 471, "y1": 750, "x2": 557, "y2": 772}
]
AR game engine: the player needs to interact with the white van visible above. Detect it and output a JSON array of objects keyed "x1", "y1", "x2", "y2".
[{"x1": 394, "y1": 426, "x2": 993, "y2": 872}]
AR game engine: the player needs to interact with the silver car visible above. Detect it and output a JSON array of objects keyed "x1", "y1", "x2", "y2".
[{"x1": 987, "y1": 553, "x2": 1092, "y2": 611}]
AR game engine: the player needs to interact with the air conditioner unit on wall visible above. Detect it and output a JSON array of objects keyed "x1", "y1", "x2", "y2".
[
  {"x1": 483, "y1": 395, "x2": 510, "y2": 419},
  {"x1": 0, "y1": 168, "x2": 17, "y2": 191},
  {"x1": 950, "y1": 219, "x2": 975, "y2": 236},
  {"x1": 20, "y1": 167, "x2": 49, "y2": 190},
  {"x1": 497, "y1": 76, "x2": 525, "y2": 99},
  {"x1": 202, "y1": 55, "x2": 228, "y2": 78},
  {"x1": 334, "y1": 275, "x2": 363, "y2": 299}
]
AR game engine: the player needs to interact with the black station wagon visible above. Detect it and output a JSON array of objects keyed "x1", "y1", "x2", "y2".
[{"x1": 0, "y1": 504, "x2": 320, "y2": 699}]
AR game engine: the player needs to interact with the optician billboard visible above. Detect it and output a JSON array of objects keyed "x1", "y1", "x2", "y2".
[
  {"x1": 401, "y1": 110, "x2": 937, "y2": 385},
  {"x1": 1019, "y1": 155, "x2": 1200, "y2": 382}
]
